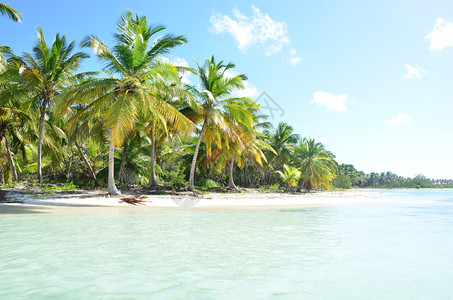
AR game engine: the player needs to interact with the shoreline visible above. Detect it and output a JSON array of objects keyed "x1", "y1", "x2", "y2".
[{"x1": 0, "y1": 188, "x2": 433, "y2": 214}]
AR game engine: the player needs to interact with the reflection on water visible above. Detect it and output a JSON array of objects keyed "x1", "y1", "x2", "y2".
[{"x1": 1, "y1": 190, "x2": 453, "y2": 299}]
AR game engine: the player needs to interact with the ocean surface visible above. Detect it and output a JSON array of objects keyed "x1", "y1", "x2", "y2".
[{"x1": 1, "y1": 189, "x2": 453, "y2": 299}]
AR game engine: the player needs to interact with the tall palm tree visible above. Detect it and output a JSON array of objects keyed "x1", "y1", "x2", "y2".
[
  {"x1": 294, "y1": 138, "x2": 338, "y2": 192},
  {"x1": 62, "y1": 11, "x2": 190, "y2": 194},
  {"x1": 264, "y1": 122, "x2": 300, "y2": 170},
  {"x1": 206, "y1": 109, "x2": 272, "y2": 190},
  {"x1": 0, "y1": 3, "x2": 21, "y2": 22},
  {"x1": 187, "y1": 56, "x2": 253, "y2": 191},
  {"x1": 10, "y1": 28, "x2": 88, "y2": 183},
  {"x1": 143, "y1": 85, "x2": 194, "y2": 188}
]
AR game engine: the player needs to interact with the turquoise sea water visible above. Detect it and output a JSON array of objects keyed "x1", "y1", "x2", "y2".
[{"x1": 1, "y1": 189, "x2": 453, "y2": 299}]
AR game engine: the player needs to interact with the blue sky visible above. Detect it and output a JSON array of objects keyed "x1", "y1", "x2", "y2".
[{"x1": 2, "y1": 0, "x2": 453, "y2": 179}]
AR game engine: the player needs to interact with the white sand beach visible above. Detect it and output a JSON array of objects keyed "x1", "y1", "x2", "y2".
[{"x1": 0, "y1": 188, "x2": 411, "y2": 212}]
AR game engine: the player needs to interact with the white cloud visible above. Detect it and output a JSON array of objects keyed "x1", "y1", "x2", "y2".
[
  {"x1": 240, "y1": 81, "x2": 261, "y2": 98},
  {"x1": 172, "y1": 57, "x2": 193, "y2": 85},
  {"x1": 404, "y1": 64, "x2": 427, "y2": 79},
  {"x1": 317, "y1": 137, "x2": 329, "y2": 145},
  {"x1": 209, "y1": 6, "x2": 290, "y2": 55},
  {"x1": 311, "y1": 91, "x2": 348, "y2": 112},
  {"x1": 387, "y1": 113, "x2": 412, "y2": 127},
  {"x1": 287, "y1": 48, "x2": 302, "y2": 65},
  {"x1": 426, "y1": 17, "x2": 453, "y2": 52},
  {"x1": 288, "y1": 56, "x2": 302, "y2": 65},
  {"x1": 223, "y1": 69, "x2": 261, "y2": 98},
  {"x1": 159, "y1": 56, "x2": 193, "y2": 85}
]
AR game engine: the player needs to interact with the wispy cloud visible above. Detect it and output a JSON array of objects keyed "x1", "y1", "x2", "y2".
[
  {"x1": 311, "y1": 91, "x2": 348, "y2": 112},
  {"x1": 287, "y1": 48, "x2": 302, "y2": 65},
  {"x1": 404, "y1": 64, "x2": 427, "y2": 79},
  {"x1": 209, "y1": 5, "x2": 301, "y2": 62},
  {"x1": 426, "y1": 17, "x2": 453, "y2": 52},
  {"x1": 387, "y1": 113, "x2": 412, "y2": 127},
  {"x1": 224, "y1": 69, "x2": 261, "y2": 98}
]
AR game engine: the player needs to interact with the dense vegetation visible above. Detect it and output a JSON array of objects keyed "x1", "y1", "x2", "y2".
[
  {"x1": 333, "y1": 164, "x2": 453, "y2": 189},
  {"x1": 1, "y1": 8, "x2": 451, "y2": 193}
]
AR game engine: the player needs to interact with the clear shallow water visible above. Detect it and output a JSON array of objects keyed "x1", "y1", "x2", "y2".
[{"x1": 1, "y1": 190, "x2": 453, "y2": 299}]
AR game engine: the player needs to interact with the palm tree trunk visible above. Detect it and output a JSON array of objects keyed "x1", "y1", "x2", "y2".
[
  {"x1": 149, "y1": 134, "x2": 158, "y2": 187},
  {"x1": 188, "y1": 119, "x2": 207, "y2": 191},
  {"x1": 108, "y1": 137, "x2": 121, "y2": 195},
  {"x1": 228, "y1": 156, "x2": 238, "y2": 191},
  {"x1": 37, "y1": 107, "x2": 45, "y2": 183},
  {"x1": 118, "y1": 139, "x2": 129, "y2": 184},
  {"x1": 296, "y1": 178, "x2": 303, "y2": 192},
  {"x1": 5, "y1": 137, "x2": 18, "y2": 181},
  {"x1": 75, "y1": 140, "x2": 97, "y2": 185}
]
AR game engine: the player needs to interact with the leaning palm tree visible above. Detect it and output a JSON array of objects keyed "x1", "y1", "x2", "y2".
[
  {"x1": 7, "y1": 28, "x2": 88, "y2": 183},
  {"x1": 0, "y1": 3, "x2": 21, "y2": 22},
  {"x1": 294, "y1": 138, "x2": 338, "y2": 192},
  {"x1": 62, "y1": 11, "x2": 191, "y2": 194},
  {"x1": 187, "y1": 56, "x2": 253, "y2": 191}
]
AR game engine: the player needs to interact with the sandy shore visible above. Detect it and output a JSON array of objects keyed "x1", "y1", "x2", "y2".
[{"x1": 0, "y1": 188, "x2": 403, "y2": 213}]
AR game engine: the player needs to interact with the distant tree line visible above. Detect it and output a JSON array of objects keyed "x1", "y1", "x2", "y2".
[{"x1": 333, "y1": 164, "x2": 453, "y2": 189}]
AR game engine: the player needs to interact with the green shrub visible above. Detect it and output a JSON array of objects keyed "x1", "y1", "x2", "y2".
[
  {"x1": 268, "y1": 183, "x2": 280, "y2": 191},
  {"x1": 334, "y1": 174, "x2": 352, "y2": 189},
  {"x1": 195, "y1": 179, "x2": 220, "y2": 190},
  {"x1": 162, "y1": 163, "x2": 186, "y2": 189}
]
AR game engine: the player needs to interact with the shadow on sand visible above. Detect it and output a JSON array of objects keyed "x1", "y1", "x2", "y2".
[{"x1": 0, "y1": 205, "x2": 50, "y2": 215}]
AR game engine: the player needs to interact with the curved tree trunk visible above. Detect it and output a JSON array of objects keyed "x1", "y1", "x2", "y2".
[
  {"x1": 228, "y1": 156, "x2": 238, "y2": 191},
  {"x1": 75, "y1": 139, "x2": 98, "y2": 185},
  {"x1": 118, "y1": 139, "x2": 129, "y2": 184},
  {"x1": 149, "y1": 134, "x2": 158, "y2": 187},
  {"x1": 108, "y1": 137, "x2": 121, "y2": 195},
  {"x1": 5, "y1": 137, "x2": 18, "y2": 181},
  {"x1": 188, "y1": 119, "x2": 207, "y2": 191},
  {"x1": 37, "y1": 107, "x2": 45, "y2": 183}
]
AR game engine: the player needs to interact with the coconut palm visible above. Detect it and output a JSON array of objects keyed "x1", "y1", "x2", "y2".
[
  {"x1": 264, "y1": 122, "x2": 300, "y2": 170},
  {"x1": 0, "y1": 3, "x2": 21, "y2": 22},
  {"x1": 0, "y1": 46, "x2": 13, "y2": 73},
  {"x1": 187, "y1": 56, "x2": 253, "y2": 191},
  {"x1": 206, "y1": 110, "x2": 274, "y2": 190},
  {"x1": 294, "y1": 138, "x2": 338, "y2": 192},
  {"x1": 62, "y1": 11, "x2": 190, "y2": 194},
  {"x1": 0, "y1": 93, "x2": 32, "y2": 182},
  {"x1": 143, "y1": 86, "x2": 194, "y2": 187},
  {"x1": 276, "y1": 164, "x2": 301, "y2": 192},
  {"x1": 5, "y1": 28, "x2": 88, "y2": 183}
]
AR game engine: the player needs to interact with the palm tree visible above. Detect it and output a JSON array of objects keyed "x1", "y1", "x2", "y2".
[
  {"x1": 276, "y1": 164, "x2": 301, "y2": 192},
  {"x1": 62, "y1": 11, "x2": 190, "y2": 194},
  {"x1": 294, "y1": 138, "x2": 338, "y2": 192},
  {"x1": 264, "y1": 122, "x2": 300, "y2": 170},
  {"x1": 0, "y1": 93, "x2": 32, "y2": 182},
  {"x1": 206, "y1": 110, "x2": 273, "y2": 190},
  {"x1": 0, "y1": 3, "x2": 21, "y2": 22},
  {"x1": 8, "y1": 28, "x2": 88, "y2": 183},
  {"x1": 144, "y1": 87, "x2": 194, "y2": 188},
  {"x1": 262, "y1": 122, "x2": 299, "y2": 185},
  {"x1": 187, "y1": 56, "x2": 252, "y2": 191}
]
